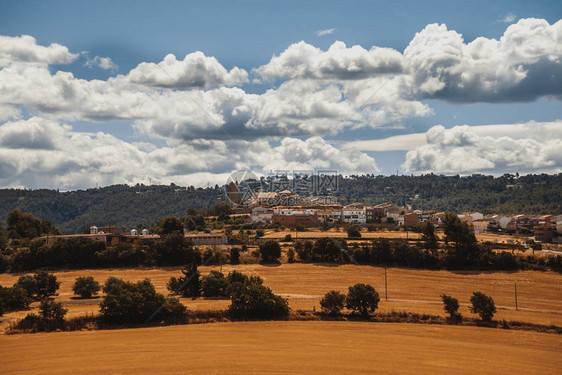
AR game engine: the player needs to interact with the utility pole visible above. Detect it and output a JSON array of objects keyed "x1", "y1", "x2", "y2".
[
  {"x1": 384, "y1": 267, "x2": 388, "y2": 302},
  {"x1": 515, "y1": 281, "x2": 518, "y2": 311}
]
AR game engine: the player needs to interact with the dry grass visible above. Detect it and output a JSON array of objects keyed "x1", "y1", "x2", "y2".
[
  {"x1": 1, "y1": 264, "x2": 561, "y2": 332},
  {"x1": 0, "y1": 321, "x2": 560, "y2": 374}
]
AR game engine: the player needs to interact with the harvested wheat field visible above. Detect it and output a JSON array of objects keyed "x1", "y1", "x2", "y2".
[
  {"x1": 1, "y1": 265, "x2": 561, "y2": 331},
  {"x1": 1, "y1": 321, "x2": 561, "y2": 374}
]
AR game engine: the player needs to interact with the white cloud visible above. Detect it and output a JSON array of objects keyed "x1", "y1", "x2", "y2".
[
  {"x1": 346, "y1": 120, "x2": 562, "y2": 151},
  {"x1": 0, "y1": 35, "x2": 78, "y2": 66},
  {"x1": 402, "y1": 18, "x2": 562, "y2": 102},
  {"x1": 316, "y1": 28, "x2": 336, "y2": 36},
  {"x1": 0, "y1": 117, "x2": 378, "y2": 189},
  {"x1": 498, "y1": 13, "x2": 517, "y2": 24},
  {"x1": 127, "y1": 52, "x2": 248, "y2": 89},
  {"x1": 255, "y1": 40, "x2": 403, "y2": 80},
  {"x1": 85, "y1": 56, "x2": 118, "y2": 71},
  {"x1": 401, "y1": 123, "x2": 562, "y2": 174}
]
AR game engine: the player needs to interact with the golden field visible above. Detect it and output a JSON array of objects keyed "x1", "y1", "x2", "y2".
[
  {"x1": 1, "y1": 321, "x2": 560, "y2": 374},
  {"x1": 1, "y1": 264, "x2": 561, "y2": 331}
]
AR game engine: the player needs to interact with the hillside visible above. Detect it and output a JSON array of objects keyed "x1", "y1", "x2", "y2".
[{"x1": 0, "y1": 174, "x2": 560, "y2": 234}]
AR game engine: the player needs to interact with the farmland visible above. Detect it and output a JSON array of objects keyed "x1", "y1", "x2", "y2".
[
  {"x1": 1, "y1": 321, "x2": 560, "y2": 374},
  {"x1": 1, "y1": 264, "x2": 561, "y2": 331}
]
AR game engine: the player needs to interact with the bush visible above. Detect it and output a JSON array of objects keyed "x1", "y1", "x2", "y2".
[
  {"x1": 283, "y1": 234, "x2": 292, "y2": 242},
  {"x1": 160, "y1": 298, "x2": 187, "y2": 322},
  {"x1": 470, "y1": 292, "x2": 496, "y2": 322},
  {"x1": 347, "y1": 226, "x2": 362, "y2": 239},
  {"x1": 39, "y1": 299, "x2": 67, "y2": 321},
  {"x1": 287, "y1": 248, "x2": 295, "y2": 263},
  {"x1": 0, "y1": 285, "x2": 32, "y2": 312},
  {"x1": 259, "y1": 240, "x2": 281, "y2": 263},
  {"x1": 346, "y1": 284, "x2": 380, "y2": 318},
  {"x1": 201, "y1": 271, "x2": 228, "y2": 297},
  {"x1": 72, "y1": 276, "x2": 101, "y2": 298},
  {"x1": 228, "y1": 283, "x2": 289, "y2": 320},
  {"x1": 99, "y1": 278, "x2": 167, "y2": 324},
  {"x1": 320, "y1": 290, "x2": 346, "y2": 315},
  {"x1": 441, "y1": 294, "x2": 462, "y2": 322}
]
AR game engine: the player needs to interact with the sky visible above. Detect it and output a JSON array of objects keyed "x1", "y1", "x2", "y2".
[{"x1": 0, "y1": 0, "x2": 561, "y2": 190}]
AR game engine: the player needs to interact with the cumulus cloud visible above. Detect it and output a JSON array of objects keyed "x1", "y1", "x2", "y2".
[
  {"x1": 402, "y1": 18, "x2": 562, "y2": 102},
  {"x1": 127, "y1": 52, "x2": 248, "y2": 89},
  {"x1": 256, "y1": 40, "x2": 403, "y2": 80},
  {"x1": 0, "y1": 117, "x2": 378, "y2": 189},
  {"x1": 346, "y1": 120, "x2": 562, "y2": 151},
  {"x1": 0, "y1": 35, "x2": 78, "y2": 66},
  {"x1": 316, "y1": 28, "x2": 336, "y2": 36},
  {"x1": 401, "y1": 124, "x2": 562, "y2": 174},
  {"x1": 85, "y1": 56, "x2": 118, "y2": 71}
]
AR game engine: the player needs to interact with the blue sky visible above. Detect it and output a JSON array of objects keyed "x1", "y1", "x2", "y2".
[{"x1": 0, "y1": 0, "x2": 561, "y2": 189}]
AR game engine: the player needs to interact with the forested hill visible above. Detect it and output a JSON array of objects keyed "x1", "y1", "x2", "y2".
[
  {"x1": 0, "y1": 174, "x2": 560, "y2": 234},
  {"x1": 0, "y1": 184, "x2": 222, "y2": 234}
]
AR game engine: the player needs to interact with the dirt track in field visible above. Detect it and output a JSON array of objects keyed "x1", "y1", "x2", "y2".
[{"x1": 1, "y1": 321, "x2": 560, "y2": 374}]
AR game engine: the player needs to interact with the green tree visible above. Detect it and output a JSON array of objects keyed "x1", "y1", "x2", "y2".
[
  {"x1": 0, "y1": 285, "x2": 33, "y2": 311},
  {"x1": 320, "y1": 290, "x2": 346, "y2": 315},
  {"x1": 347, "y1": 226, "x2": 362, "y2": 239},
  {"x1": 259, "y1": 240, "x2": 281, "y2": 263},
  {"x1": 34, "y1": 271, "x2": 60, "y2": 298},
  {"x1": 230, "y1": 247, "x2": 240, "y2": 265},
  {"x1": 72, "y1": 276, "x2": 101, "y2": 298},
  {"x1": 201, "y1": 271, "x2": 228, "y2": 297},
  {"x1": 6, "y1": 209, "x2": 59, "y2": 239},
  {"x1": 172, "y1": 262, "x2": 201, "y2": 298},
  {"x1": 228, "y1": 283, "x2": 289, "y2": 320},
  {"x1": 440, "y1": 294, "x2": 462, "y2": 322},
  {"x1": 99, "y1": 278, "x2": 167, "y2": 324},
  {"x1": 470, "y1": 292, "x2": 496, "y2": 322},
  {"x1": 157, "y1": 216, "x2": 185, "y2": 236},
  {"x1": 0, "y1": 220, "x2": 7, "y2": 249},
  {"x1": 15, "y1": 275, "x2": 38, "y2": 298},
  {"x1": 421, "y1": 221, "x2": 439, "y2": 253},
  {"x1": 39, "y1": 299, "x2": 67, "y2": 321},
  {"x1": 346, "y1": 283, "x2": 380, "y2": 318},
  {"x1": 443, "y1": 212, "x2": 476, "y2": 250}
]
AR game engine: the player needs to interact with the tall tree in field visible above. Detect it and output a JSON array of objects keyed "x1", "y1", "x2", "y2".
[{"x1": 421, "y1": 221, "x2": 439, "y2": 253}]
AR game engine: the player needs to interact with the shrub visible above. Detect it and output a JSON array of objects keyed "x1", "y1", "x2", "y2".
[
  {"x1": 72, "y1": 276, "x2": 101, "y2": 298},
  {"x1": 259, "y1": 240, "x2": 281, "y2": 263},
  {"x1": 347, "y1": 226, "x2": 362, "y2": 239},
  {"x1": 0, "y1": 285, "x2": 32, "y2": 311},
  {"x1": 99, "y1": 278, "x2": 166, "y2": 324},
  {"x1": 201, "y1": 271, "x2": 228, "y2": 297},
  {"x1": 470, "y1": 292, "x2": 496, "y2": 322},
  {"x1": 346, "y1": 284, "x2": 380, "y2": 318},
  {"x1": 160, "y1": 298, "x2": 187, "y2": 322},
  {"x1": 39, "y1": 299, "x2": 67, "y2": 321},
  {"x1": 283, "y1": 234, "x2": 292, "y2": 242},
  {"x1": 320, "y1": 290, "x2": 346, "y2": 315},
  {"x1": 287, "y1": 248, "x2": 295, "y2": 263},
  {"x1": 441, "y1": 294, "x2": 462, "y2": 322},
  {"x1": 228, "y1": 283, "x2": 289, "y2": 320},
  {"x1": 167, "y1": 276, "x2": 182, "y2": 293}
]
